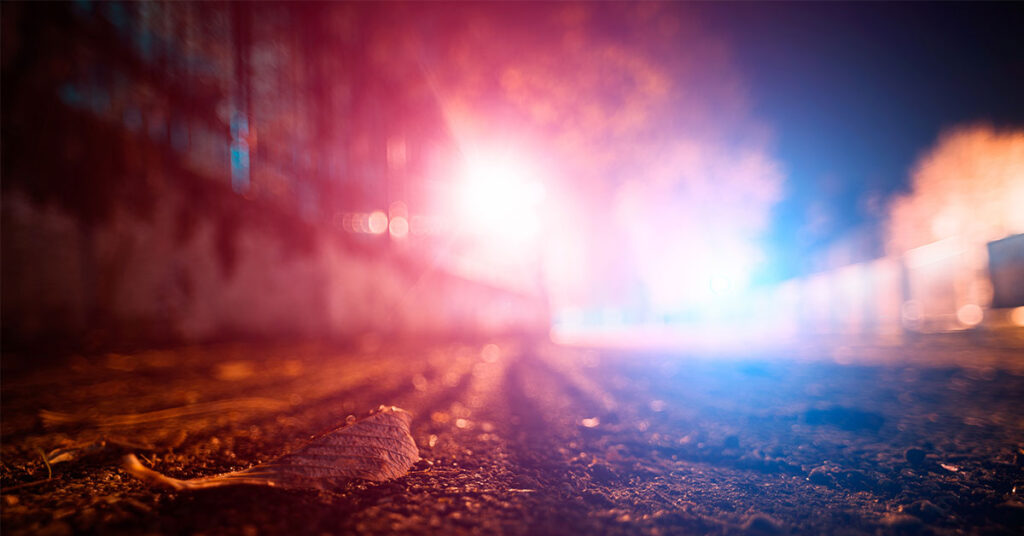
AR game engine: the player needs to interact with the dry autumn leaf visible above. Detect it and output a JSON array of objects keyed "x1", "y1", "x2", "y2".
[{"x1": 122, "y1": 405, "x2": 420, "y2": 491}]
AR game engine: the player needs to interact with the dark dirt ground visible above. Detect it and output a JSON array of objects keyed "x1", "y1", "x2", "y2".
[{"x1": 3, "y1": 336, "x2": 1024, "y2": 535}]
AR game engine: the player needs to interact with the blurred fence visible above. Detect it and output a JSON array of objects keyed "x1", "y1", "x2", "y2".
[
  {"x1": 747, "y1": 257, "x2": 905, "y2": 343},
  {"x1": 749, "y1": 234, "x2": 1023, "y2": 342}
]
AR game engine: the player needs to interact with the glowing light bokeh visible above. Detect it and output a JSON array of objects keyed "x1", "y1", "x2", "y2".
[
  {"x1": 480, "y1": 343, "x2": 501, "y2": 363},
  {"x1": 956, "y1": 304, "x2": 983, "y2": 327},
  {"x1": 368, "y1": 211, "x2": 389, "y2": 235},
  {"x1": 633, "y1": 239, "x2": 758, "y2": 314},
  {"x1": 457, "y1": 149, "x2": 546, "y2": 241},
  {"x1": 1011, "y1": 306, "x2": 1024, "y2": 327},
  {"x1": 389, "y1": 216, "x2": 409, "y2": 239},
  {"x1": 708, "y1": 275, "x2": 735, "y2": 296}
]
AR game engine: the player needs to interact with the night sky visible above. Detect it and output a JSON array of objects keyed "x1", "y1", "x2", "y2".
[{"x1": 695, "y1": 2, "x2": 1024, "y2": 279}]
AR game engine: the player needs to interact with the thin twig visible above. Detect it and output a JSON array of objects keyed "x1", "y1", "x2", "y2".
[
  {"x1": 2, "y1": 478, "x2": 55, "y2": 492},
  {"x1": 35, "y1": 447, "x2": 52, "y2": 480}
]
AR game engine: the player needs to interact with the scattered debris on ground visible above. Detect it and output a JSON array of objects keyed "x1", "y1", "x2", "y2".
[{"x1": 3, "y1": 341, "x2": 1023, "y2": 534}]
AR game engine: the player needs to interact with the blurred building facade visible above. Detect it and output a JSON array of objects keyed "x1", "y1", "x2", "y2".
[
  {"x1": 2, "y1": 2, "x2": 546, "y2": 351},
  {"x1": 887, "y1": 126, "x2": 1024, "y2": 332},
  {"x1": 761, "y1": 125, "x2": 1024, "y2": 338}
]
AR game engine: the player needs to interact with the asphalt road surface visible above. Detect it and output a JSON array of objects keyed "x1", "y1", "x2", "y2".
[{"x1": 3, "y1": 337, "x2": 1024, "y2": 535}]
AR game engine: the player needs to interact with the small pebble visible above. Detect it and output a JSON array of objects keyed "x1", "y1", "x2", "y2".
[
  {"x1": 807, "y1": 466, "x2": 833, "y2": 486},
  {"x1": 837, "y1": 469, "x2": 875, "y2": 491},
  {"x1": 878, "y1": 477, "x2": 902, "y2": 494},
  {"x1": 35, "y1": 520, "x2": 72, "y2": 536},
  {"x1": 905, "y1": 447, "x2": 927, "y2": 466},
  {"x1": 899, "y1": 499, "x2": 943, "y2": 522},
  {"x1": 995, "y1": 501, "x2": 1024, "y2": 524},
  {"x1": 742, "y1": 513, "x2": 783, "y2": 534},
  {"x1": 881, "y1": 513, "x2": 923, "y2": 530},
  {"x1": 513, "y1": 475, "x2": 540, "y2": 489}
]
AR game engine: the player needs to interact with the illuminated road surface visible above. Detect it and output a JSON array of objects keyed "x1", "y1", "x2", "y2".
[{"x1": 3, "y1": 339, "x2": 1024, "y2": 534}]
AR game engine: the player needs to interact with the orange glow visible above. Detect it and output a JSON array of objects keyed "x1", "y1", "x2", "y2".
[
  {"x1": 886, "y1": 127, "x2": 1024, "y2": 330},
  {"x1": 1010, "y1": 306, "x2": 1024, "y2": 327},
  {"x1": 956, "y1": 304, "x2": 983, "y2": 326},
  {"x1": 890, "y1": 126, "x2": 1024, "y2": 254},
  {"x1": 480, "y1": 343, "x2": 501, "y2": 363}
]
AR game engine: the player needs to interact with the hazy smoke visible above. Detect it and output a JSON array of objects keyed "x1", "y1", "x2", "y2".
[
  {"x1": 889, "y1": 125, "x2": 1024, "y2": 254},
  {"x1": 420, "y1": 3, "x2": 785, "y2": 313}
]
